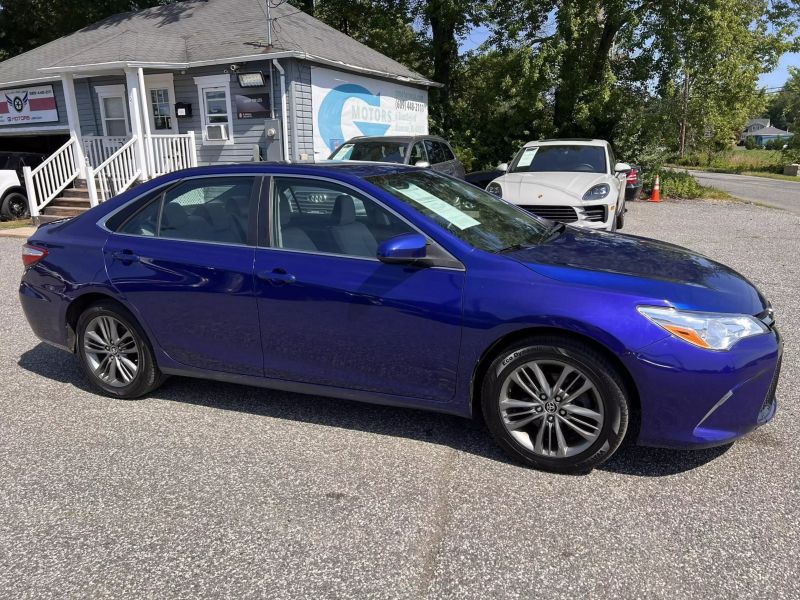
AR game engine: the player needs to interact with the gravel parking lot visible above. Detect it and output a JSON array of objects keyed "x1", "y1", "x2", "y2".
[{"x1": 1, "y1": 198, "x2": 798, "y2": 599}]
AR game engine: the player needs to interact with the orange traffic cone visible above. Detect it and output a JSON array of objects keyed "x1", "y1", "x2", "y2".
[{"x1": 648, "y1": 175, "x2": 661, "y2": 202}]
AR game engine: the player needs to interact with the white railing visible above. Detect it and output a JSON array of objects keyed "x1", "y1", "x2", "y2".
[
  {"x1": 82, "y1": 135, "x2": 129, "y2": 167},
  {"x1": 147, "y1": 132, "x2": 198, "y2": 177},
  {"x1": 23, "y1": 136, "x2": 81, "y2": 217},
  {"x1": 87, "y1": 136, "x2": 142, "y2": 206}
]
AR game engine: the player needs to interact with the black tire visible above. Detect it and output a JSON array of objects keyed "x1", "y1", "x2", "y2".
[
  {"x1": 615, "y1": 211, "x2": 625, "y2": 230},
  {"x1": 481, "y1": 336, "x2": 629, "y2": 473},
  {"x1": 1, "y1": 191, "x2": 30, "y2": 220},
  {"x1": 76, "y1": 300, "x2": 165, "y2": 399}
]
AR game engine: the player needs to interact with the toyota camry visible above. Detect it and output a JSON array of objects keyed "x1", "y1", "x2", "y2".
[{"x1": 19, "y1": 163, "x2": 781, "y2": 472}]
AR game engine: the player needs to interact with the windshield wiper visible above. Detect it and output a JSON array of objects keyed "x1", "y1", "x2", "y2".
[
  {"x1": 496, "y1": 242, "x2": 534, "y2": 254},
  {"x1": 540, "y1": 221, "x2": 566, "y2": 242}
]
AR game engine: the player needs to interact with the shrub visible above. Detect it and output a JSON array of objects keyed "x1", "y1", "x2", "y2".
[{"x1": 643, "y1": 170, "x2": 722, "y2": 199}]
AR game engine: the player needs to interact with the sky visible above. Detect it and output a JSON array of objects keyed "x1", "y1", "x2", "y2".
[{"x1": 460, "y1": 28, "x2": 799, "y2": 91}]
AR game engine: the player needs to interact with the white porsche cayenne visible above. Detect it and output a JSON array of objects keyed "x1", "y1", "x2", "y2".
[{"x1": 486, "y1": 139, "x2": 631, "y2": 231}]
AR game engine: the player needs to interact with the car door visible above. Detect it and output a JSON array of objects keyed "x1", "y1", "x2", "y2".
[
  {"x1": 104, "y1": 175, "x2": 263, "y2": 376},
  {"x1": 253, "y1": 176, "x2": 465, "y2": 402}
]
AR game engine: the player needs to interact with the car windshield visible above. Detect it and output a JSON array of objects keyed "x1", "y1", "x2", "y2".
[
  {"x1": 330, "y1": 141, "x2": 408, "y2": 164},
  {"x1": 366, "y1": 170, "x2": 551, "y2": 253},
  {"x1": 510, "y1": 145, "x2": 607, "y2": 173}
]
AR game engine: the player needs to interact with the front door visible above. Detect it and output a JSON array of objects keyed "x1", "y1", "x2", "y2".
[
  {"x1": 254, "y1": 176, "x2": 465, "y2": 402},
  {"x1": 104, "y1": 175, "x2": 262, "y2": 376},
  {"x1": 144, "y1": 74, "x2": 178, "y2": 134}
]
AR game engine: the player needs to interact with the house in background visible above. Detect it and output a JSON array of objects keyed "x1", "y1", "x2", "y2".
[
  {"x1": 740, "y1": 118, "x2": 793, "y2": 146},
  {"x1": 0, "y1": 0, "x2": 436, "y2": 222}
]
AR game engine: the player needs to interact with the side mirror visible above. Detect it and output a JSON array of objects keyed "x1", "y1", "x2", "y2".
[
  {"x1": 414, "y1": 160, "x2": 431, "y2": 168},
  {"x1": 497, "y1": 162, "x2": 509, "y2": 172},
  {"x1": 614, "y1": 162, "x2": 632, "y2": 174},
  {"x1": 377, "y1": 233, "x2": 428, "y2": 264}
]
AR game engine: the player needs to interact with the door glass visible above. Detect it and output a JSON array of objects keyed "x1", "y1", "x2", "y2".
[
  {"x1": 424, "y1": 140, "x2": 446, "y2": 164},
  {"x1": 272, "y1": 178, "x2": 414, "y2": 258},
  {"x1": 102, "y1": 96, "x2": 127, "y2": 136},
  {"x1": 120, "y1": 177, "x2": 255, "y2": 244},
  {"x1": 440, "y1": 142, "x2": 455, "y2": 162},
  {"x1": 150, "y1": 88, "x2": 172, "y2": 130},
  {"x1": 410, "y1": 142, "x2": 427, "y2": 164}
]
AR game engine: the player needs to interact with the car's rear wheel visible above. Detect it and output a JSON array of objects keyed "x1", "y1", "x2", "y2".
[
  {"x1": 481, "y1": 336, "x2": 629, "y2": 473},
  {"x1": 77, "y1": 301, "x2": 165, "y2": 398},
  {"x1": 1, "y1": 191, "x2": 30, "y2": 220}
]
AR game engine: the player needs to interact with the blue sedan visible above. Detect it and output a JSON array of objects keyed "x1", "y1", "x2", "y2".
[{"x1": 19, "y1": 163, "x2": 781, "y2": 472}]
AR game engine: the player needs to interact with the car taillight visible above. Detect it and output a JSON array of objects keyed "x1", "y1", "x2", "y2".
[
  {"x1": 22, "y1": 244, "x2": 48, "y2": 267},
  {"x1": 626, "y1": 168, "x2": 638, "y2": 183}
]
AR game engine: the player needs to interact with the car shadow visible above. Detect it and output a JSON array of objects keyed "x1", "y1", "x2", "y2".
[{"x1": 19, "y1": 342, "x2": 731, "y2": 477}]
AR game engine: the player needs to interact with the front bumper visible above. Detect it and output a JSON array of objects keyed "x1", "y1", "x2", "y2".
[
  {"x1": 624, "y1": 329, "x2": 782, "y2": 448},
  {"x1": 518, "y1": 200, "x2": 616, "y2": 231}
]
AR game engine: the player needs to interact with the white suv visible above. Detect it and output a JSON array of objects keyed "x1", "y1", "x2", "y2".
[{"x1": 486, "y1": 139, "x2": 631, "y2": 231}]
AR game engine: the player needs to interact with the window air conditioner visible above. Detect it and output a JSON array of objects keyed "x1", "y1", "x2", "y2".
[{"x1": 206, "y1": 124, "x2": 228, "y2": 141}]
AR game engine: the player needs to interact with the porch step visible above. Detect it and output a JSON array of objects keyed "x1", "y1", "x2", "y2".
[
  {"x1": 60, "y1": 188, "x2": 91, "y2": 199},
  {"x1": 48, "y1": 197, "x2": 92, "y2": 208},
  {"x1": 41, "y1": 205, "x2": 91, "y2": 218}
]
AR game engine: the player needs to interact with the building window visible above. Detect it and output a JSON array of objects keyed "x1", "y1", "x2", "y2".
[
  {"x1": 194, "y1": 74, "x2": 234, "y2": 144},
  {"x1": 150, "y1": 88, "x2": 172, "y2": 131},
  {"x1": 95, "y1": 85, "x2": 130, "y2": 138}
]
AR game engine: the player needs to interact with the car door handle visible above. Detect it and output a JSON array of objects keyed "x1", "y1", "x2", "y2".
[
  {"x1": 258, "y1": 268, "x2": 296, "y2": 285},
  {"x1": 111, "y1": 250, "x2": 140, "y2": 264}
]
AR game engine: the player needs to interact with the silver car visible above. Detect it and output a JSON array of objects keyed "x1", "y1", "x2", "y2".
[{"x1": 328, "y1": 135, "x2": 466, "y2": 179}]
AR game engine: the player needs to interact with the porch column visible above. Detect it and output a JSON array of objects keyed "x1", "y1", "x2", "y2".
[
  {"x1": 124, "y1": 67, "x2": 149, "y2": 181},
  {"x1": 60, "y1": 73, "x2": 87, "y2": 179},
  {"x1": 136, "y1": 67, "x2": 154, "y2": 177}
]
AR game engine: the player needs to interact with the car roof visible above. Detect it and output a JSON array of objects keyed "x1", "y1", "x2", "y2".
[
  {"x1": 161, "y1": 161, "x2": 417, "y2": 179},
  {"x1": 523, "y1": 139, "x2": 607, "y2": 147},
  {"x1": 344, "y1": 135, "x2": 449, "y2": 144}
]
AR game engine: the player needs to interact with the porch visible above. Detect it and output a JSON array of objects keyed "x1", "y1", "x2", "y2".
[{"x1": 22, "y1": 68, "x2": 201, "y2": 221}]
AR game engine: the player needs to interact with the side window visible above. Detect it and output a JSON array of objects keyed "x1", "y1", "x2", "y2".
[
  {"x1": 272, "y1": 177, "x2": 414, "y2": 258},
  {"x1": 119, "y1": 176, "x2": 255, "y2": 243},
  {"x1": 410, "y1": 142, "x2": 427, "y2": 164},
  {"x1": 424, "y1": 140, "x2": 440, "y2": 164},
  {"x1": 440, "y1": 143, "x2": 456, "y2": 162}
]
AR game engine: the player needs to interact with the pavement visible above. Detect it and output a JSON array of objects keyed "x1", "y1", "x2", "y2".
[
  {"x1": 687, "y1": 169, "x2": 800, "y2": 214},
  {"x1": 1, "y1": 198, "x2": 798, "y2": 599},
  {"x1": 0, "y1": 225, "x2": 36, "y2": 239}
]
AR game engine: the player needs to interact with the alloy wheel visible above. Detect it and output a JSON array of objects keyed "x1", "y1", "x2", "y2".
[
  {"x1": 498, "y1": 359, "x2": 604, "y2": 458},
  {"x1": 83, "y1": 316, "x2": 140, "y2": 388}
]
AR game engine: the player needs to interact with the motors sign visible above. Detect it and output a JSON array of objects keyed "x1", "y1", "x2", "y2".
[
  {"x1": 0, "y1": 85, "x2": 59, "y2": 126},
  {"x1": 311, "y1": 67, "x2": 428, "y2": 160}
]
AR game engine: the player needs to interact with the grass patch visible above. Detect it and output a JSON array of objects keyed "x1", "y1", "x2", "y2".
[
  {"x1": 645, "y1": 169, "x2": 732, "y2": 200},
  {"x1": 0, "y1": 219, "x2": 33, "y2": 229},
  {"x1": 673, "y1": 148, "x2": 784, "y2": 174}
]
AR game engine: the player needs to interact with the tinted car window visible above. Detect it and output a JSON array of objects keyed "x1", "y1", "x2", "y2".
[
  {"x1": 119, "y1": 176, "x2": 255, "y2": 244},
  {"x1": 510, "y1": 145, "x2": 607, "y2": 173},
  {"x1": 330, "y1": 141, "x2": 408, "y2": 164},
  {"x1": 439, "y1": 142, "x2": 455, "y2": 162},
  {"x1": 273, "y1": 177, "x2": 413, "y2": 258},
  {"x1": 410, "y1": 142, "x2": 427, "y2": 164},
  {"x1": 424, "y1": 140, "x2": 446, "y2": 164}
]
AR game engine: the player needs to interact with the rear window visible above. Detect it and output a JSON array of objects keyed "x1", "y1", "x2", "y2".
[
  {"x1": 330, "y1": 141, "x2": 408, "y2": 164},
  {"x1": 510, "y1": 145, "x2": 607, "y2": 174}
]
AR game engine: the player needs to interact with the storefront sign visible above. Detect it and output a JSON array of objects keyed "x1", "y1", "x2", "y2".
[
  {"x1": 0, "y1": 85, "x2": 59, "y2": 125},
  {"x1": 310, "y1": 67, "x2": 428, "y2": 160},
  {"x1": 235, "y1": 93, "x2": 270, "y2": 119}
]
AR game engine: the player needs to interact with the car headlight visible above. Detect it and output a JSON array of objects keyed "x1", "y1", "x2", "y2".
[
  {"x1": 583, "y1": 184, "x2": 610, "y2": 200},
  {"x1": 637, "y1": 306, "x2": 768, "y2": 350},
  {"x1": 486, "y1": 182, "x2": 502, "y2": 196}
]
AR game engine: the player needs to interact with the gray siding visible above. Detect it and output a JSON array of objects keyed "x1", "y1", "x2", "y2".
[{"x1": 0, "y1": 80, "x2": 69, "y2": 134}]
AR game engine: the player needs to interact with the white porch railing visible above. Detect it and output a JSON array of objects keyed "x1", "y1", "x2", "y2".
[
  {"x1": 82, "y1": 135, "x2": 129, "y2": 167},
  {"x1": 87, "y1": 136, "x2": 142, "y2": 206},
  {"x1": 22, "y1": 136, "x2": 81, "y2": 217},
  {"x1": 147, "y1": 132, "x2": 198, "y2": 177}
]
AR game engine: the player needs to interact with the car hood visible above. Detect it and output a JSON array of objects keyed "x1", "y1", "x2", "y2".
[
  {"x1": 507, "y1": 227, "x2": 766, "y2": 315},
  {"x1": 496, "y1": 171, "x2": 610, "y2": 203}
]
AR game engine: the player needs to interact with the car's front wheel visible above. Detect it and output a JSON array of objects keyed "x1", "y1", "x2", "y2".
[
  {"x1": 77, "y1": 301, "x2": 165, "y2": 399},
  {"x1": 481, "y1": 336, "x2": 629, "y2": 473},
  {"x1": 1, "y1": 191, "x2": 30, "y2": 220}
]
